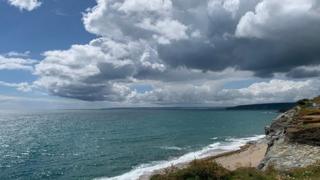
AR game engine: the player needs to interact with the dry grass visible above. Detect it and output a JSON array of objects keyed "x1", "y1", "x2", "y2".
[
  {"x1": 299, "y1": 108, "x2": 320, "y2": 116},
  {"x1": 313, "y1": 96, "x2": 320, "y2": 104}
]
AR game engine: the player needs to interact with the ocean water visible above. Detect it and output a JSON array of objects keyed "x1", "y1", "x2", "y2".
[{"x1": 0, "y1": 109, "x2": 277, "y2": 180}]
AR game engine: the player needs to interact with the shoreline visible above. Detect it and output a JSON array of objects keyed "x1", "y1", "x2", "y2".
[
  {"x1": 138, "y1": 137, "x2": 267, "y2": 180},
  {"x1": 213, "y1": 139, "x2": 267, "y2": 171}
]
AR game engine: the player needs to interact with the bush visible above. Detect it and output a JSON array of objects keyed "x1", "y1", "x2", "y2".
[
  {"x1": 151, "y1": 160, "x2": 229, "y2": 180},
  {"x1": 151, "y1": 160, "x2": 320, "y2": 180},
  {"x1": 297, "y1": 99, "x2": 311, "y2": 106},
  {"x1": 228, "y1": 167, "x2": 277, "y2": 180}
]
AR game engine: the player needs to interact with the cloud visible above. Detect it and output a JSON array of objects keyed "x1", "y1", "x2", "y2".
[
  {"x1": 136, "y1": 18, "x2": 189, "y2": 44},
  {"x1": 157, "y1": 0, "x2": 320, "y2": 78},
  {"x1": 130, "y1": 79, "x2": 320, "y2": 106},
  {"x1": 236, "y1": 0, "x2": 320, "y2": 39},
  {"x1": 34, "y1": 38, "x2": 166, "y2": 101},
  {"x1": 225, "y1": 79, "x2": 320, "y2": 104},
  {"x1": 0, "y1": 81, "x2": 32, "y2": 92},
  {"x1": 3, "y1": 51, "x2": 30, "y2": 58},
  {"x1": 31, "y1": 0, "x2": 320, "y2": 104},
  {"x1": 7, "y1": 0, "x2": 42, "y2": 11},
  {"x1": 118, "y1": 0, "x2": 172, "y2": 13},
  {"x1": 287, "y1": 65, "x2": 320, "y2": 78},
  {"x1": 0, "y1": 54, "x2": 37, "y2": 71}
]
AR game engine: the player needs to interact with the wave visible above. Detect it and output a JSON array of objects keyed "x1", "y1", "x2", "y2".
[
  {"x1": 160, "y1": 146, "x2": 183, "y2": 151},
  {"x1": 95, "y1": 135, "x2": 265, "y2": 180}
]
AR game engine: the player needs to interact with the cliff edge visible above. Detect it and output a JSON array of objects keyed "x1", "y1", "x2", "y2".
[{"x1": 259, "y1": 96, "x2": 320, "y2": 171}]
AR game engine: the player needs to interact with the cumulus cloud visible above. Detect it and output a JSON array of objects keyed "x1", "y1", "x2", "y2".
[
  {"x1": 34, "y1": 38, "x2": 166, "y2": 101},
  {"x1": 82, "y1": 0, "x2": 192, "y2": 45},
  {"x1": 157, "y1": 0, "x2": 320, "y2": 78},
  {"x1": 136, "y1": 18, "x2": 189, "y2": 44},
  {"x1": 8, "y1": 0, "x2": 41, "y2": 11},
  {"x1": 31, "y1": 0, "x2": 320, "y2": 105},
  {"x1": 236, "y1": 0, "x2": 320, "y2": 39}
]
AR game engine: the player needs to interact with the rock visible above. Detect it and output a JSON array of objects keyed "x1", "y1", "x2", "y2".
[
  {"x1": 260, "y1": 141, "x2": 320, "y2": 171},
  {"x1": 259, "y1": 97, "x2": 320, "y2": 171},
  {"x1": 264, "y1": 125, "x2": 271, "y2": 135}
]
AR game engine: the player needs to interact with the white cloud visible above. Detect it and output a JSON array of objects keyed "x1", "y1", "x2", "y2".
[
  {"x1": 236, "y1": 0, "x2": 320, "y2": 39},
  {"x1": 129, "y1": 79, "x2": 320, "y2": 106},
  {"x1": 3, "y1": 51, "x2": 30, "y2": 58},
  {"x1": 83, "y1": 0, "x2": 190, "y2": 44},
  {"x1": 0, "y1": 81, "x2": 32, "y2": 92},
  {"x1": 208, "y1": 0, "x2": 240, "y2": 18},
  {"x1": 235, "y1": 79, "x2": 318, "y2": 100},
  {"x1": 136, "y1": 18, "x2": 189, "y2": 44},
  {"x1": 34, "y1": 38, "x2": 166, "y2": 101},
  {"x1": 8, "y1": 0, "x2": 41, "y2": 11},
  {"x1": 118, "y1": 0, "x2": 172, "y2": 14},
  {"x1": 0, "y1": 54, "x2": 37, "y2": 71}
]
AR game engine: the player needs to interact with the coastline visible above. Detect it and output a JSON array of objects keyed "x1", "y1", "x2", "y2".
[
  {"x1": 138, "y1": 137, "x2": 267, "y2": 180},
  {"x1": 213, "y1": 139, "x2": 267, "y2": 171},
  {"x1": 146, "y1": 96, "x2": 320, "y2": 179},
  {"x1": 90, "y1": 97, "x2": 320, "y2": 180},
  {"x1": 98, "y1": 135, "x2": 266, "y2": 180}
]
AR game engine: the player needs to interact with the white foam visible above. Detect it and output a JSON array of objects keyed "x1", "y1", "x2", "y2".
[
  {"x1": 95, "y1": 135, "x2": 265, "y2": 180},
  {"x1": 160, "y1": 146, "x2": 183, "y2": 151}
]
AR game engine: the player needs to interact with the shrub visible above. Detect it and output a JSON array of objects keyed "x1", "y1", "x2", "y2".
[
  {"x1": 151, "y1": 160, "x2": 320, "y2": 180},
  {"x1": 151, "y1": 160, "x2": 229, "y2": 180}
]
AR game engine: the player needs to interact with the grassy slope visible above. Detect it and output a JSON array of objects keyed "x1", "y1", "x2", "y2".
[{"x1": 151, "y1": 159, "x2": 320, "y2": 180}]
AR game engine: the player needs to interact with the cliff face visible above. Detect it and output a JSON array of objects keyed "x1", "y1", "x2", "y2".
[{"x1": 259, "y1": 97, "x2": 320, "y2": 171}]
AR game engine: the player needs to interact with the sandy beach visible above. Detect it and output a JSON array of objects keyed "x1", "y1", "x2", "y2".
[
  {"x1": 139, "y1": 140, "x2": 268, "y2": 180},
  {"x1": 214, "y1": 141, "x2": 268, "y2": 170}
]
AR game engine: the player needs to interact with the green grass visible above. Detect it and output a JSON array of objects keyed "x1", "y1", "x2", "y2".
[
  {"x1": 150, "y1": 159, "x2": 320, "y2": 180},
  {"x1": 151, "y1": 160, "x2": 229, "y2": 180},
  {"x1": 285, "y1": 163, "x2": 320, "y2": 180}
]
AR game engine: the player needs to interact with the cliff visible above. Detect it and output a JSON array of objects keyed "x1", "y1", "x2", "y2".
[{"x1": 259, "y1": 96, "x2": 320, "y2": 171}]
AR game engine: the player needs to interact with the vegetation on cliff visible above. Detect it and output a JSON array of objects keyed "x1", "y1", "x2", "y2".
[
  {"x1": 151, "y1": 159, "x2": 320, "y2": 180},
  {"x1": 285, "y1": 96, "x2": 320, "y2": 145}
]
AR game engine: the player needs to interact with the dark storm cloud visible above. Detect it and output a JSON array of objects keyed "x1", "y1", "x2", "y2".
[
  {"x1": 157, "y1": 0, "x2": 320, "y2": 78},
  {"x1": 287, "y1": 67, "x2": 320, "y2": 79}
]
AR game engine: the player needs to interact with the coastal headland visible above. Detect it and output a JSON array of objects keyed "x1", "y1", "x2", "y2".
[{"x1": 148, "y1": 96, "x2": 320, "y2": 180}]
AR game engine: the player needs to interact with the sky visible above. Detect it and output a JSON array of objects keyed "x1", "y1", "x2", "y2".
[{"x1": 0, "y1": 0, "x2": 320, "y2": 109}]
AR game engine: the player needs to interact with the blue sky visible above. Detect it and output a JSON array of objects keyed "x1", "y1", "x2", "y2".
[
  {"x1": 0, "y1": 0, "x2": 96, "y2": 102},
  {"x1": 0, "y1": 0, "x2": 320, "y2": 109},
  {"x1": 0, "y1": 0, "x2": 95, "y2": 55},
  {"x1": 0, "y1": 0, "x2": 95, "y2": 84}
]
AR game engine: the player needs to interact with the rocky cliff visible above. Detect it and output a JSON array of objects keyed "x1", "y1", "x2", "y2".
[{"x1": 259, "y1": 97, "x2": 320, "y2": 171}]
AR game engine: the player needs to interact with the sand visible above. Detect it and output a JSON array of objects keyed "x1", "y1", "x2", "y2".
[
  {"x1": 214, "y1": 142, "x2": 268, "y2": 170},
  {"x1": 139, "y1": 141, "x2": 268, "y2": 179}
]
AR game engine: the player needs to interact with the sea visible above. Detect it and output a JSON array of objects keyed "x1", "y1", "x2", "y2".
[{"x1": 0, "y1": 108, "x2": 278, "y2": 180}]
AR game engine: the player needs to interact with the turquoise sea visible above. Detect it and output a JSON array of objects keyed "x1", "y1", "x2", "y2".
[{"x1": 0, "y1": 109, "x2": 277, "y2": 180}]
